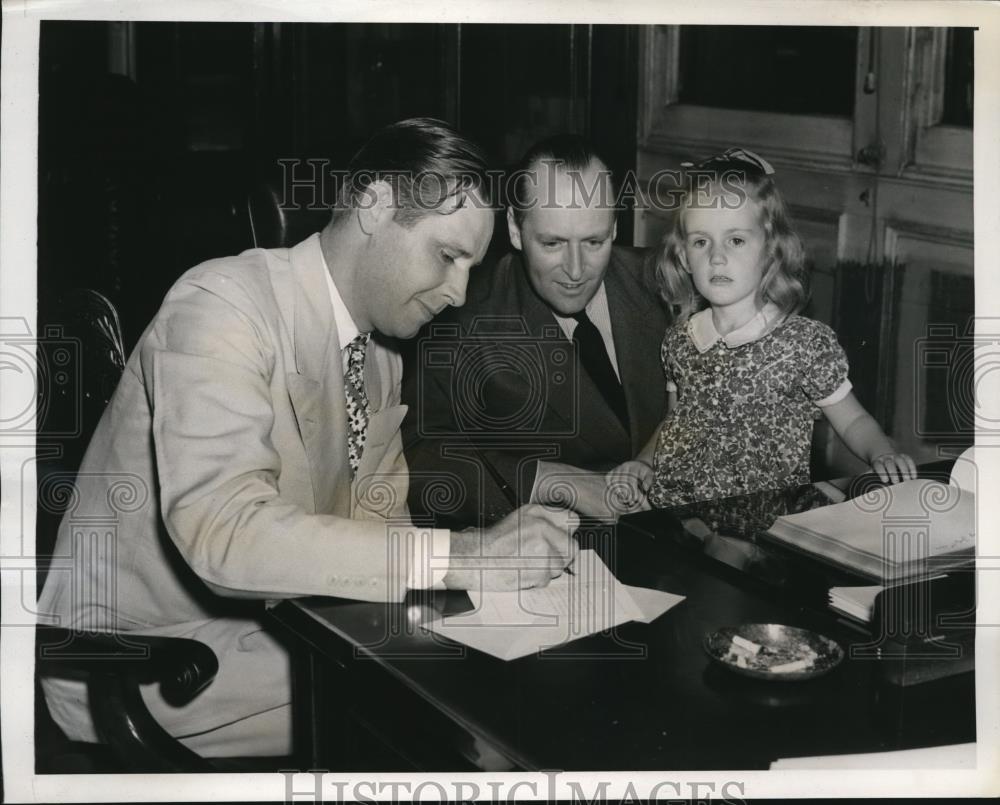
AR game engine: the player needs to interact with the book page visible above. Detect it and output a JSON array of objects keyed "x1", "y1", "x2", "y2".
[
  {"x1": 767, "y1": 479, "x2": 975, "y2": 581},
  {"x1": 949, "y1": 445, "x2": 977, "y2": 495}
]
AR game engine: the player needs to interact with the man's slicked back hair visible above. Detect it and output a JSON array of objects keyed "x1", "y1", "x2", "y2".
[
  {"x1": 334, "y1": 117, "x2": 493, "y2": 227},
  {"x1": 508, "y1": 133, "x2": 614, "y2": 225}
]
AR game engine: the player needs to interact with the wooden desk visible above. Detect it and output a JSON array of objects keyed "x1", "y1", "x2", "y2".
[{"x1": 268, "y1": 473, "x2": 975, "y2": 771}]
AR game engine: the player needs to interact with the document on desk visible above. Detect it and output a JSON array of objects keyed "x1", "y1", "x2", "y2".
[
  {"x1": 422, "y1": 549, "x2": 685, "y2": 661},
  {"x1": 828, "y1": 574, "x2": 949, "y2": 622}
]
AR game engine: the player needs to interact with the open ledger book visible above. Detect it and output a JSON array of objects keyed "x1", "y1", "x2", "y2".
[{"x1": 765, "y1": 448, "x2": 976, "y2": 584}]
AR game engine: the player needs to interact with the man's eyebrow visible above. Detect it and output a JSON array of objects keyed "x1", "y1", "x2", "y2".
[
  {"x1": 438, "y1": 240, "x2": 474, "y2": 258},
  {"x1": 534, "y1": 231, "x2": 611, "y2": 241}
]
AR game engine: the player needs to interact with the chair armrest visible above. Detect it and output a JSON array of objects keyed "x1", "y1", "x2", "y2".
[
  {"x1": 36, "y1": 625, "x2": 219, "y2": 771},
  {"x1": 37, "y1": 625, "x2": 218, "y2": 704}
]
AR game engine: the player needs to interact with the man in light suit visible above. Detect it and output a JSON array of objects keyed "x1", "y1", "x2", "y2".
[
  {"x1": 38, "y1": 119, "x2": 578, "y2": 758},
  {"x1": 402, "y1": 135, "x2": 670, "y2": 528}
]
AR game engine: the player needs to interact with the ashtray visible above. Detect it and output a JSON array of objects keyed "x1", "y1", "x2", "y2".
[{"x1": 703, "y1": 623, "x2": 844, "y2": 681}]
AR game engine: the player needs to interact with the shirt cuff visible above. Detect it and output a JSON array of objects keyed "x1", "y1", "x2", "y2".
[
  {"x1": 407, "y1": 527, "x2": 451, "y2": 590},
  {"x1": 815, "y1": 378, "x2": 853, "y2": 407},
  {"x1": 527, "y1": 460, "x2": 549, "y2": 504}
]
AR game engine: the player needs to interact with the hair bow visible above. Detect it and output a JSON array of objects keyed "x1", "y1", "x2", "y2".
[{"x1": 681, "y1": 147, "x2": 775, "y2": 175}]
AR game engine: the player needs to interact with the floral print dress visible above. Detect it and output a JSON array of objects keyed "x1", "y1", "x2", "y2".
[{"x1": 648, "y1": 304, "x2": 851, "y2": 508}]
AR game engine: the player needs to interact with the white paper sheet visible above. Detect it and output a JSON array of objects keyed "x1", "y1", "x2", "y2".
[
  {"x1": 828, "y1": 584, "x2": 883, "y2": 621},
  {"x1": 829, "y1": 573, "x2": 949, "y2": 622},
  {"x1": 621, "y1": 583, "x2": 687, "y2": 624},
  {"x1": 948, "y1": 445, "x2": 977, "y2": 495},
  {"x1": 422, "y1": 550, "x2": 685, "y2": 660}
]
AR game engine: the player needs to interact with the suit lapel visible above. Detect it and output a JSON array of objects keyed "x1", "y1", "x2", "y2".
[
  {"x1": 508, "y1": 255, "x2": 630, "y2": 453},
  {"x1": 284, "y1": 235, "x2": 353, "y2": 516},
  {"x1": 605, "y1": 251, "x2": 668, "y2": 452}
]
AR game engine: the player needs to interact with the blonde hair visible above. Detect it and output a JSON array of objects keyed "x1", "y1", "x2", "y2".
[{"x1": 656, "y1": 155, "x2": 808, "y2": 322}]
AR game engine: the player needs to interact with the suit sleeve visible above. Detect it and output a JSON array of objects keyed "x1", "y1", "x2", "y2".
[
  {"x1": 142, "y1": 274, "x2": 410, "y2": 603},
  {"x1": 400, "y1": 316, "x2": 535, "y2": 527}
]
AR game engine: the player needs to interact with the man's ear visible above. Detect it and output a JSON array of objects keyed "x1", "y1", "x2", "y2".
[
  {"x1": 612, "y1": 219, "x2": 618, "y2": 242},
  {"x1": 357, "y1": 179, "x2": 395, "y2": 236},
  {"x1": 506, "y1": 207, "x2": 523, "y2": 251}
]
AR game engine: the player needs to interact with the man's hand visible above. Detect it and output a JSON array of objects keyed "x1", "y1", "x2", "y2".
[
  {"x1": 443, "y1": 504, "x2": 580, "y2": 591},
  {"x1": 533, "y1": 460, "x2": 651, "y2": 521},
  {"x1": 605, "y1": 460, "x2": 654, "y2": 512}
]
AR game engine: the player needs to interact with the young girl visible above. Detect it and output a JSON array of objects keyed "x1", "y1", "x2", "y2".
[{"x1": 610, "y1": 148, "x2": 916, "y2": 509}]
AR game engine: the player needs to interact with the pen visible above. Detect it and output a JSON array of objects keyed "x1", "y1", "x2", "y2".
[
  {"x1": 471, "y1": 444, "x2": 519, "y2": 509},
  {"x1": 471, "y1": 445, "x2": 576, "y2": 578}
]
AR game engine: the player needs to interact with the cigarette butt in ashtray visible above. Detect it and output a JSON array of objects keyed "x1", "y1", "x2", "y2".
[
  {"x1": 731, "y1": 635, "x2": 762, "y2": 655},
  {"x1": 769, "y1": 659, "x2": 811, "y2": 673}
]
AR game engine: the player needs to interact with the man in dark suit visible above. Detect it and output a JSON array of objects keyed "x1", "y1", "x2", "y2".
[{"x1": 402, "y1": 134, "x2": 670, "y2": 527}]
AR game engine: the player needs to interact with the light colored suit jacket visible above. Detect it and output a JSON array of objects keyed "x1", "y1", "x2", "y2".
[{"x1": 39, "y1": 233, "x2": 412, "y2": 742}]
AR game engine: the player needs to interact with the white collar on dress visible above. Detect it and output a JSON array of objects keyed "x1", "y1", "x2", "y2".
[{"x1": 688, "y1": 302, "x2": 786, "y2": 353}]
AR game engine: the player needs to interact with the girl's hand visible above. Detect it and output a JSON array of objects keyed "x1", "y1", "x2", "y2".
[
  {"x1": 822, "y1": 394, "x2": 918, "y2": 486},
  {"x1": 605, "y1": 460, "x2": 654, "y2": 513},
  {"x1": 871, "y1": 452, "x2": 918, "y2": 484}
]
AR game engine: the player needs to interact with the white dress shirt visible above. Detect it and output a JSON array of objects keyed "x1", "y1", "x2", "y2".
[
  {"x1": 321, "y1": 257, "x2": 450, "y2": 589},
  {"x1": 551, "y1": 281, "x2": 621, "y2": 380},
  {"x1": 529, "y1": 281, "x2": 623, "y2": 504}
]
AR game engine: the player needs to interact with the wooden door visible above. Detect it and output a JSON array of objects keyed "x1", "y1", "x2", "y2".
[{"x1": 635, "y1": 25, "x2": 974, "y2": 465}]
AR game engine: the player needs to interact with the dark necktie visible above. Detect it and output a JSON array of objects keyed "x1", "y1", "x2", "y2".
[
  {"x1": 343, "y1": 332, "x2": 371, "y2": 475},
  {"x1": 571, "y1": 310, "x2": 629, "y2": 429}
]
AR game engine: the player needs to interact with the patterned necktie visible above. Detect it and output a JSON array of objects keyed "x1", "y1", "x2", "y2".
[
  {"x1": 343, "y1": 332, "x2": 371, "y2": 475},
  {"x1": 571, "y1": 310, "x2": 629, "y2": 429}
]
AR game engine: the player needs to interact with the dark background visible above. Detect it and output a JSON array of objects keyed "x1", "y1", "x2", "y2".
[
  {"x1": 37, "y1": 21, "x2": 641, "y2": 350},
  {"x1": 34, "y1": 19, "x2": 976, "y2": 514},
  {"x1": 37, "y1": 20, "x2": 974, "y2": 352}
]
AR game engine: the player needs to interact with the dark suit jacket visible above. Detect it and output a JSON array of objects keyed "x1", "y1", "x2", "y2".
[{"x1": 401, "y1": 246, "x2": 670, "y2": 527}]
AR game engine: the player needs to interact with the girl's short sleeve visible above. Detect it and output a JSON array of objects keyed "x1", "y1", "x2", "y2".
[{"x1": 800, "y1": 322, "x2": 852, "y2": 406}]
